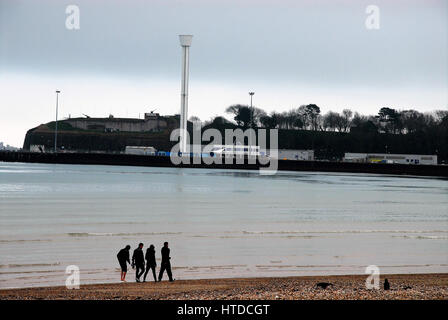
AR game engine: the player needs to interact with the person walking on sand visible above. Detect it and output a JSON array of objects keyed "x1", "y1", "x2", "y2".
[
  {"x1": 143, "y1": 244, "x2": 157, "y2": 282},
  {"x1": 158, "y1": 241, "x2": 174, "y2": 282},
  {"x1": 132, "y1": 243, "x2": 145, "y2": 282},
  {"x1": 117, "y1": 245, "x2": 131, "y2": 282}
]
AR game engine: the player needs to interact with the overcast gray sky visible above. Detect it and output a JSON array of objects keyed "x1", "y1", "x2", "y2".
[{"x1": 1, "y1": 0, "x2": 447, "y2": 147}]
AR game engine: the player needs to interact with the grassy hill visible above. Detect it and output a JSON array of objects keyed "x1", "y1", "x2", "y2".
[{"x1": 23, "y1": 119, "x2": 447, "y2": 163}]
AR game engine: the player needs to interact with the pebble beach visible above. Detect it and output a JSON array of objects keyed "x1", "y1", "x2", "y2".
[{"x1": 1, "y1": 273, "x2": 447, "y2": 300}]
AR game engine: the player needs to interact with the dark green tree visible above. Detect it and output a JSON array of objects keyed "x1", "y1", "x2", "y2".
[
  {"x1": 226, "y1": 104, "x2": 266, "y2": 128},
  {"x1": 226, "y1": 105, "x2": 252, "y2": 128},
  {"x1": 299, "y1": 104, "x2": 321, "y2": 131},
  {"x1": 377, "y1": 107, "x2": 401, "y2": 133}
]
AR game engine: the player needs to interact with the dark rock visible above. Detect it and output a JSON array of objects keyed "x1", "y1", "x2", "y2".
[
  {"x1": 384, "y1": 279, "x2": 390, "y2": 290},
  {"x1": 316, "y1": 282, "x2": 333, "y2": 289}
]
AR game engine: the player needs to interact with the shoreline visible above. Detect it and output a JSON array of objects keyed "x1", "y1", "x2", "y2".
[
  {"x1": 1, "y1": 151, "x2": 447, "y2": 177},
  {"x1": 1, "y1": 273, "x2": 447, "y2": 300}
]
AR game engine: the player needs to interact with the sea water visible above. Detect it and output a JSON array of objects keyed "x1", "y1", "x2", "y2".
[{"x1": 0, "y1": 162, "x2": 447, "y2": 288}]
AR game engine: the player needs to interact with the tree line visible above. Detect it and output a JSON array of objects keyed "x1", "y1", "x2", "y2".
[
  {"x1": 189, "y1": 104, "x2": 447, "y2": 162},
  {"x1": 192, "y1": 104, "x2": 448, "y2": 136}
]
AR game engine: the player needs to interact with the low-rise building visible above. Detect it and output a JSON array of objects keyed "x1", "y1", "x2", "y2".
[
  {"x1": 0, "y1": 142, "x2": 20, "y2": 151},
  {"x1": 66, "y1": 112, "x2": 168, "y2": 133},
  {"x1": 30, "y1": 145, "x2": 45, "y2": 153},
  {"x1": 344, "y1": 153, "x2": 437, "y2": 165},
  {"x1": 125, "y1": 146, "x2": 157, "y2": 155},
  {"x1": 267, "y1": 149, "x2": 314, "y2": 161}
]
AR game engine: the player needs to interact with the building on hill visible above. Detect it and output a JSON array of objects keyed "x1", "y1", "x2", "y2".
[
  {"x1": 66, "y1": 112, "x2": 168, "y2": 133},
  {"x1": 22, "y1": 112, "x2": 180, "y2": 153}
]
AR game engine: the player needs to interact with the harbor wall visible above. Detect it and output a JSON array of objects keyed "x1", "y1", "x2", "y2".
[{"x1": 1, "y1": 151, "x2": 447, "y2": 177}]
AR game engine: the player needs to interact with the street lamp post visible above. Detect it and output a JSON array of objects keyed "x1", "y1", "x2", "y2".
[
  {"x1": 54, "y1": 90, "x2": 61, "y2": 153},
  {"x1": 249, "y1": 91, "x2": 255, "y2": 127}
]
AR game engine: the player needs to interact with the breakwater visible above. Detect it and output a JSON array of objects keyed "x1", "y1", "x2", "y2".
[{"x1": 0, "y1": 151, "x2": 447, "y2": 177}]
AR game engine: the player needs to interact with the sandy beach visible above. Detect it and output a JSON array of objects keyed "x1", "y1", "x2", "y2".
[{"x1": 1, "y1": 273, "x2": 447, "y2": 300}]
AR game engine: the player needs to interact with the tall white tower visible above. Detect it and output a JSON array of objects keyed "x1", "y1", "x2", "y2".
[{"x1": 179, "y1": 35, "x2": 193, "y2": 154}]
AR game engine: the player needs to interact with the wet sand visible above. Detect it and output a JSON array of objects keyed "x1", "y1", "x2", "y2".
[{"x1": 1, "y1": 273, "x2": 447, "y2": 300}]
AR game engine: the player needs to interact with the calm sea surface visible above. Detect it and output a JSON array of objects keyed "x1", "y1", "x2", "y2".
[{"x1": 0, "y1": 162, "x2": 447, "y2": 288}]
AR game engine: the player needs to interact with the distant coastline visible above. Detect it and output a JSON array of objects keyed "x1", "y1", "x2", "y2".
[{"x1": 1, "y1": 151, "x2": 447, "y2": 177}]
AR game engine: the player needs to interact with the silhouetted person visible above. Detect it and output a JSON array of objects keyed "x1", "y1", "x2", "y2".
[
  {"x1": 143, "y1": 244, "x2": 157, "y2": 282},
  {"x1": 132, "y1": 243, "x2": 145, "y2": 282},
  {"x1": 117, "y1": 245, "x2": 131, "y2": 282},
  {"x1": 158, "y1": 242, "x2": 174, "y2": 282},
  {"x1": 384, "y1": 278, "x2": 390, "y2": 290}
]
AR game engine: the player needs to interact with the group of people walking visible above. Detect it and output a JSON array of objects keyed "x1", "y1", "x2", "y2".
[{"x1": 117, "y1": 242, "x2": 174, "y2": 282}]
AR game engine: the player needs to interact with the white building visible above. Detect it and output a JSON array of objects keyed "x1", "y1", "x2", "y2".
[
  {"x1": 267, "y1": 149, "x2": 314, "y2": 161},
  {"x1": 124, "y1": 146, "x2": 157, "y2": 155},
  {"x1": 30, "y1": 145, "x2": 45, "y2": 153},
  {"x1": 344, "y1": 153, "x2": 437, "y2": 165}
]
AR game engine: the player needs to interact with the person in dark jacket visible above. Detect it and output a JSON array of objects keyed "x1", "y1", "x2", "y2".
[
  {"x1": 117, "y1": 245, "x2": 131, "y2": 282},
  {"x1": 143, "y1": 244, "x2": 157, "y2": 282},
  {"x1": 158, "y1": 242, "x2": 174, "y2": 282},
  {"x1": 132, "y1": 243, "x2": 145, "y2": 282}
]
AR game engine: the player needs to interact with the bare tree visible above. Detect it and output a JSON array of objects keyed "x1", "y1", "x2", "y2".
[
  {"x1": 323, "y1": 111, "x2": 339, "y2": 131},
  {"x1": 341, "y1": 109, "x2": 353, "y2": 132}
]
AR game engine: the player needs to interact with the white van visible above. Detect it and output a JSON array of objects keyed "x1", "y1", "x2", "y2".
[{"x1": 210, "y1": 145, "x2": 260, "y2": 157}]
